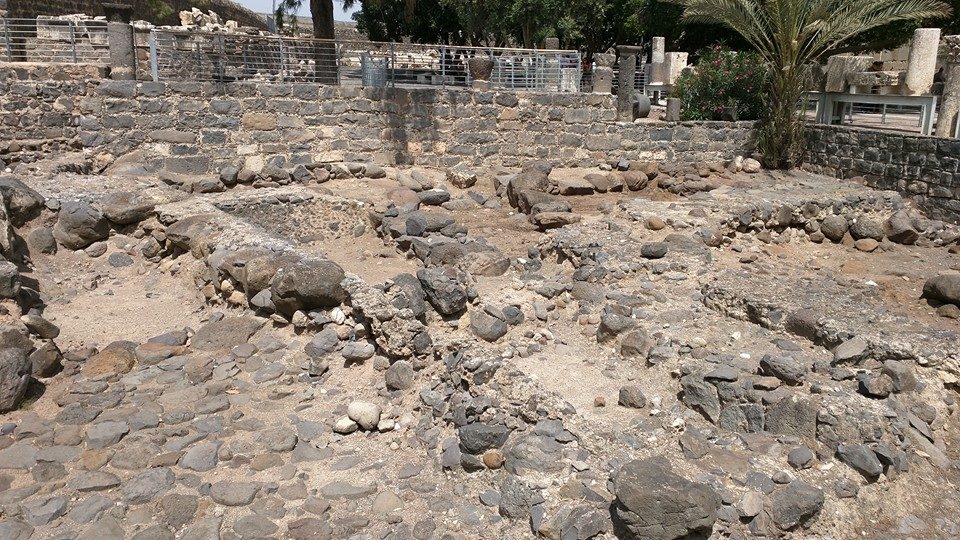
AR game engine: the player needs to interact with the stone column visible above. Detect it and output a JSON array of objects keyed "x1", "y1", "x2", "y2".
[
  {"x1": 593, "y1": 67, "x2": 613, "y2": 94},
  {"x1": 103, "y1": 3, "x2": 136, "y2": 80},
  {"x1": 665, "y1": 97, "x2": 681, "y2": 122},
  {"x1": 663, "y1": 52, "x2": 688, "y2": 85},
  {"x1": 903, "y1": 28, "x2": 941, "y2": 95},
  {"x1": 617, "y1": 45, "x2": 642, "y2": 121},
  {"x1": 935, "y1": 36, "x2": 960, "y2": 137},
  {"x1": 650, "y1": 37, "x2": 666, "y2": 84},
  {"x1": 544, "y1": 37, "x2": 560, "y2": 49}
]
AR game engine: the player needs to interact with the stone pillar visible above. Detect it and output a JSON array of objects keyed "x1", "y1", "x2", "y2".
[
  {"x1": 593, "y1": 67, "x2": 613, "y2": 94},
  {"x1": 665, "y1": 97, "x2": 681, "y2": 122},
  {"x1": 824, "y1": 55, "x2": 874, "y2": 93},
  {"x1": 903, "y1": 28, "x2": 941, "y2": 95},
  {"x1": 650, "y1": 37, "x2": 666, "y2": 84},
  {"x1": 935, "y1": 36, "x2": 960, "y2": 137},
  {"x1": 663, "y1": 52, "x2": 688, "y2": 85},
  {"x1": 103, "y1": 3, "x2": 136, "y2": 80},
  {"x1": 617, "y1": 45, "x2": 642, "y2": 120},
  {"x1": 544, "y1": 37, "x2": 560, "y2": 49}
]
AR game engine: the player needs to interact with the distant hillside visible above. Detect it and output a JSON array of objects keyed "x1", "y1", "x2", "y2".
[{"x1": 7, "y1": 0, "x2": 269, "y2": 29}]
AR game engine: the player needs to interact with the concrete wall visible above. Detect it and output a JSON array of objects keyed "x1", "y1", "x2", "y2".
[
  {"x1": 0, "y1": 78, "x2": 757, "y2": 173},
  {"x1": 804, "y1": 124, "x2": 960, "y2": 221}
]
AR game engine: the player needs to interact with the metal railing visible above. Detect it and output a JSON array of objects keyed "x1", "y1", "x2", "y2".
[
  {"x1": 0, "y1": 18, "x2": 109, "y2": 63},
  {"x1": 149, "y1": 28, "x2": 582, "y2": 91}
]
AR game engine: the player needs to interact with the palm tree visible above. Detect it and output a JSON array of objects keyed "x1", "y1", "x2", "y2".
[{"x1": 671, "y1": 0, "x2": 952, "y2": 169}]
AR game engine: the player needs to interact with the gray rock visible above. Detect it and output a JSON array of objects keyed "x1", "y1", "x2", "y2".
[
  {"x1": 832, "y1": 336, "x2": 869, "y2": 364},
  {"x1": 71, "y1": 471, "x2": 121, "y2": 492},
  {"x1": 319, "y1": 481, "x2": 377, "y2": 500},
  {"x1": 498, "y1": 475, "x2": 532, "y2": 519},
  {"x1": 470, "y1": 310, "x2": 507, "y2": 342},
  {"x1": 881, "y1": 360, "x2": 917, "y2": 393},
  {"x1": 192, "y1": 316, "x2": 263, "y2": 351},
  {"x1": 770, "y1": 481, "x2": 824, "y2": 530},
  {"x1": 640, "y1": 242, "x2": 668, "y2": 259},
  {"x1": 22, "y1": 495, "x2": 67, "y2": 526},
  {"x1": 86, "y1": 420, "x2": 129, "y2": 448},
  {"x1": 27, "y1": 226, "x2": 57, "y2": 255},
  {"x1": 108, "y1": 252, "x2": 134, "y2": 267},
  {"x1": 0, "y1": 347, "x2": 31, "y2": 412},
  {"x1": 618, "y1": 386, "x2": 647, "y2": 409},
  {"x1": 20, "y1": 314, "x2": 59, "y2": 340},
  {"x1": 764, "y1": 395, "x2": 819, "y2": 439},
  {"x1": 680, "y1": 375, "x2": 721, "y2": 423},
  {"x1": 922, "y1": 274, "x2": 960, "y2": 307},
  {"x1": 612, "y1": 457, "x2": 720, "y2": 539},
  {"x1": 30, "y1": 341, "x2": 63, "y2": 378},
  {"x1": 122, "y1": 467, "x2": 175, "y2": 504},
  {"x1": 101, "y1": 191, "x2": 155, "y2": 225},
  {"x1": 341, "y1": 341, "x2": 375, "y2": 361},
  {"x1": 0, "y1": 177, "x2": 44, "y2": 226},
  {"x1": 161, "y1": 493, "x2": 199, "y2": 529},
  {"x1": 68, "y1": 495, "x2": 113, "y2": 523},
  {"x1": 837, "y1": 444, "x2": 883, "y2": 478},
  {"x1": 850, "y1": 215, "x2": 885, "y2": 240},
  {"x1": 597, "y1": 306, "x2": 637, "y2": 343},
  {"x1": 417, "y1": 267, "x2": 467, "y2": 316},
  {"x1": 886, "y1": 210, "x2": 919, "y2": 244},
  {"x1": 820, "y1": 215, "x2": 848, "y2": 242},
  {"x1": 759, "y1": 354, "x2": 806, "y2": 385},
  {"x1": 619, "y1": 330, "x2": 653, "y2": 360},
  {"x1": 53, "y1": 200, "x2": 110, "y2": 250},
  {"x1": 447, "y1": 164, "x2": 478, "y2": 188},
  {"x1": 180, "y1": 442, "x2": 219, "y2": 472},
  {"x1": 787, "y1": 446, "x2": 815, "y2": 469},
  {"x1": 210, "y1": 481, "x2": 260, "y2": 506},
  {"x1": 458, "y1": 423, "x2": 511, "y2": 454},
  {"x1": 271, "y1": 258, "x2": 348, "y2": 316},
  {"x1": 385, "y1": 360, "x2": 415, "y2": 390},
  {"x1": 235, "y1": 514, "x2": 279, "y2": 539},
  {"x1": 304, "y1": 327, "x2": 339, "y2": 358}
]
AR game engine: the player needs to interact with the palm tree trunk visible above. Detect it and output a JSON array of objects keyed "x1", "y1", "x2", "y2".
[{"x1": 310, "y1": 0, "x2": 338, "y2": 84}]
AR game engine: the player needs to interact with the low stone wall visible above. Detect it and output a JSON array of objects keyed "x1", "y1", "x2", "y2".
[
  {"x1": 0, "y1": 78, "x2": 757, "y2": 173},
  {"x1": 804, "y1": 124, "x2": 960, "y2": 221}
]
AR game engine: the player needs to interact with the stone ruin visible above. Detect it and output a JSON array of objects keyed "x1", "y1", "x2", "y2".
[{"x1": 1, "y1": 30, "x2": 960, "y2": 540}]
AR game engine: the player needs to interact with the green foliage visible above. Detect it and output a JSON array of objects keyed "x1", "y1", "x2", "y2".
[
  {"x1": 673, "y1": 45, "x2": 767, "y2": 121},
  {"x1": 672, "y1": 0, "x2": 953, "y2": 169}
]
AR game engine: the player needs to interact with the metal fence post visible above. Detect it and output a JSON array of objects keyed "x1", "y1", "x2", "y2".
[
  {"x1": 440, "y1": 44, "x2": 446, "y2": 89},
  {"x1": 2, "y1": 20, "x2": 12, "y2": 62},
  {"x1": 390, "y1": 41, "x2": 395, "y2": 88},
  {"x1": 70, "y1": 22, "x2": 77, "y2": 63},
  {"x1": 148, "y1": 31, "x2": 158, "y2": 81}
]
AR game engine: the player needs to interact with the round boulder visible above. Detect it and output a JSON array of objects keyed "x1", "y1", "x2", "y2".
[
  {"x1": 53, "y1": 201, "x2": 109, "y2": 250},
  {"x1": 270, "y1": 258, "x2": 348, "y2": 316}
]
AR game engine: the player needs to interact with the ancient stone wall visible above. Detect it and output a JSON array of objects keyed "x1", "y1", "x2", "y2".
[
  {"x1": 0, "y1": 78, "x2": 757, "y2": 173},
  {"x1": 804, "y1": 124, "x2": 960, "y2": 221},
  {"x1": 7, "y1": 0, "x2": 269, "y2": 29}
]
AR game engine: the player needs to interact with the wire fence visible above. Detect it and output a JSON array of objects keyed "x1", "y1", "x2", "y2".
[
  {"x1": 149, "y1": 29, "x2": 583, "y2": 92},
  {"x1": 0, "y1": 18, "x2": 110, "y2": 63}
]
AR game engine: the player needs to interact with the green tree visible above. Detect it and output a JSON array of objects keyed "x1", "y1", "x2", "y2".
[{"x1": 671, "y1": 0, "x2": 952, "y2": 169}]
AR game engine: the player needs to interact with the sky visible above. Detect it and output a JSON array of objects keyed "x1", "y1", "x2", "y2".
[{"x1": 237, "y1": 0, "x2": 360, "y2": 21}]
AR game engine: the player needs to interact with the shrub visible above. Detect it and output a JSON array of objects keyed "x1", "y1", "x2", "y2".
[{"x1": 672, "y1": 44, "x2": 768, "y2": 121}]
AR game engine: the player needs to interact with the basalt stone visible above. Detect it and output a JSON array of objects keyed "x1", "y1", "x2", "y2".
[
  {"x1": 459, "y1": 423, "x2": 511, "y2": 455},
  {"x1": 618, "y1": 386, "x2": 647, "y2": 409},
  {"x1": 612, "y1": 457, "x2": 720, "y2": 540},
  {"x1": 0, "y1": 346, "x2": 31, "y2": 412},
  {"x1": 759, "y1": 354, "x2": 806, "y2": 385},
  {"x1": 101, "y1": 191, "x2": 156, "y2": 225},
  {"x1": 470, "y1": 310, "x2": 508, "y2": 342},
  {"x1": 922, "y1": 274, "x2": 960, "y2": 307},
  {"x1": 849, "y1": 215, "x2": 885, "y2": 241},
  {"x1": 770, "y1": 481, "x2": 824, "y2": 530},
  {"x1": 820, "y1": 215, "x2": 848, "y2": 242},
  {"x1": 271, "y1": 258, "x2": 348, "y2": 316},
  {"x1": 417, "y1": 267, "x2": 467, "y2": 316},
  {"x1": 53, "y1": 200, "x2": 109, "y2": 250},
  {"x1": 837, "y1": 444, "x2": 883, "y2": 479}
]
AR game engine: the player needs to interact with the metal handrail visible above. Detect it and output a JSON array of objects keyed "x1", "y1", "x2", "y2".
[{"x1": 0, "y1": 17, "x2": 109, "y2": 64}]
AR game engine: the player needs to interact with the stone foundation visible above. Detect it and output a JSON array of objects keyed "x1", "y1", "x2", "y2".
[
  {"x1": 804, "y1": 124, "x2": 960, "y2": 222},
  {"x1": 0, "y1": 78, "x2": 757, "y2": 172}
]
